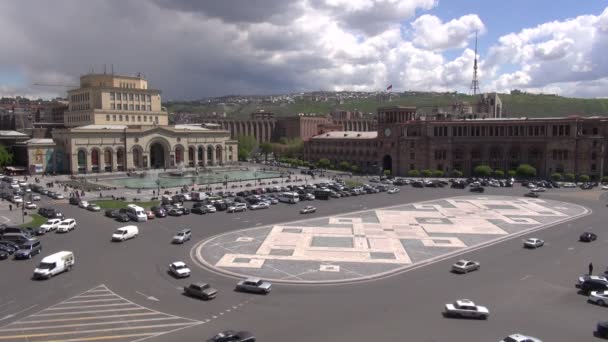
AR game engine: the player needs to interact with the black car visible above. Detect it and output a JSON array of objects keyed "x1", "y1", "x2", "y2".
[
  {"x1": 191, "y1": 206, "x2": 207, "y2": 215},
  {"x1": 105, "y1": 209, "x2": 119, "y2": 218},
  {"x1": 207, "y1": 330, "x2": 256, "y2": 342},
  {"x1": 0, "y1": 240, "x2": 19, "y2": 252},
  {"x1": 581, "y1": 279, "x2": 608, "y2": 294},
  {"x1": 580, "y1": 232, "x2": 597, "y2": 242},
  {"x1": 116, "y1": 213, "x2": 130, "y2": 222},
  {"x1": 0, "y1": 250, "x2": 8, "y2": 260},
  {"x1": 182, "y1": 207, "x2": 190, "y2": 215},
  {"x1": 470, "y1": 186, "x2": 484, "y2": 193},
  {"x1": 152, "y1": 207, "x2": 167, "y2": 218},
  {"x1": 69, "y1": 197, "x2": 79, "y2": 205},
  {"x1": 0, "y1": 244, "x2": 16, "y2": 255},
  {"x1": 597, "y1": 321, "x2": 608, "y2": 338},
  {"x1": 411, "y1": 181, "x2": 424, "y2": 188},
  {"x1": 524, "y1": 192, "x2": 539, "y2": 198}
]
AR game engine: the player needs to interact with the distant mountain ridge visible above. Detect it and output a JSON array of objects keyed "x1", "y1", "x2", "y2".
[{"x1": 164, "y1": 91, "x2": 608, "y2": 118}]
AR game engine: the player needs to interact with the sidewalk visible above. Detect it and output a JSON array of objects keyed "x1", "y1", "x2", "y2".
[{"x1": 0, "y1": 200, "x2": 33, "y2": 226}]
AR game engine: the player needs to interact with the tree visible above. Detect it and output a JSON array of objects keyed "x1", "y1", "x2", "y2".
[
  {"x1": 602, "y1": 176, "x2": 608, "y2": 184},
  {"x1": 550, "y1": 173, "x2": 563, "y2": 181},
  {"x1": 339, "y1": 161, "x2": 351, "y2": 171},
  {"x1": 493, "y1": 170, "x2": 505, "y2": 178},
  {"x1": 316, "y1": 158, "x2": 331, "y2": 169},
  {"x1": 564, "y1": 173, "x2": 575, "y2": 182},
  {"x1": 451, "y1": 170, "x2": 463, "y2": 178},
  {"x1": 407, "y1": 169, "x2": 420, "y2": 177},
  {"x1": 579, "y1": 174, "x2": 590, "y2": 182},
  {"x1": 432, "y1": 170, "x2": 444, "y2": 177},
  {"x1": 383, "y1": 169, "x2": 391, "y2": 176},
  {"x1": 236, "y1": 135, "x2": 258, "y2": 161},
  {"x1": 473, "y1": 165, "x2": 492, "y2": 177},
  {"x1": 259, "y1": 142, "x2": 272, "y2": 162},
  {"x1": 421, "y1": 169, "x2": 432, "y2": 177},
  {"x1": 516, "y1": 164, "x2": 537, "y2": 178},
  {"x1": 0, "y1": 145, "x2": 13, "y2": 169},
  {"x1": 507, "y1": 170, "x2": 517, "y2": 178},
  {"x1": 350, "y1": 165, "x2": 360, "y2": 174}
]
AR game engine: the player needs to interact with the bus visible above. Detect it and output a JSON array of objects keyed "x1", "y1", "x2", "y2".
[
  {"x1": 126, "y1": 204, "x2": 147, "y2": 222},
  {"x1": 278, "y1": 192, "x2": 300, "y2": 204}
]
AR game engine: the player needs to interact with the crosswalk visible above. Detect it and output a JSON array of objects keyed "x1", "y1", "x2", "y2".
[{"x1": 0, "y1": 285, "x2": 201, "y2": 342}]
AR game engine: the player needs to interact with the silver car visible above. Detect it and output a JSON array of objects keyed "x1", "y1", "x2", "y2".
[
  {"x1": 235, "y1": 277, "x2": 272, "y2": 294},
  {"x1": 451, "y1": 260, "x2": 480, "y2": 274}
]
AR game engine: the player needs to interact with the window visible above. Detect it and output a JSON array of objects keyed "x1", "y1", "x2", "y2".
[
  {"x1": 146, "y1": 95, "x2": 151, "y2": 102},
  {"x1": 593, "y1": 140, "x2": 598, "y2": 147},
  {"x1": 592, "y1": 152, "x2": 597, "y2": 160},
  {"x1": 129, "y1": 93, "x2": 133, "y2": 101},
  {"x1": 117, "y1": 104, "x2": 121, "y2": 110},
  {"x1": 155, "y1": 116, "x2": 159, "y2": 123},
  {"x1": 136, "y1": 105, "x2": 140, "y2": 111},
  {"x1": 125, "y1": 115, "x2": 129, "y2": 122},
  {"x1": 119, "y1": 115, "x2": 123, "y2": 121},
  {"x1": 147, "y1": 105, "x2": 151, "y2": 111},
  {"x1": 135, "y1": 94, "x2": 139, "y2": 101},
  {"x1": 593, "y1": 127, "x2": 599, "y2": 135},
  {"x1": 410, "y1": 152, "x2": 415, "y2": 160},
  {"x1": 110, "y1": 92, "x2": 115, "y2": 100},
  {"x1": 144, "y1": 116, "x2": 147, "y2": 122},
  {"x1": 111, "y1": 104, "x2": 115, "y2": 110},
  {"x1": 132, "y1": 115, "x2": 135, "y2": 121},
  {"x1": 592, "y1": 164, "x2": 597, "y2": 171},
  {"x1": 122, "y1": 93, "x2": 127, "y2": 100},
  {"x1": 113, "y1": 115, "x2": 116, "y2": 121},
  {"x1": 138, "y1": 116, "x2": 141, "y2": 122},
  {"x1": 129, "y1": 104, "x2": 133, "y2": 110},
  {"x1": 106, "y1": 115, "x2": 110, "y2": 121}
]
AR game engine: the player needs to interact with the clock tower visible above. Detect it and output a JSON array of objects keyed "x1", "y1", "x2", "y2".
[{"x1": 377, "y1": 106, "x2": 416, "y2": 138}]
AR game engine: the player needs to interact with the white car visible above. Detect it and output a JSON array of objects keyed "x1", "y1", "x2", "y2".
[
  {"x1": 32, "y1": 195, "x2": 41, "y2": 201},
  {"x1": 562, "y1": 182, "x2": 576, "y2": 188},
  {"x1": 451, "y1": 260, "x2": 480, "y2": 274},
  {"x1": 53, "y1": 193, "x2": 65, "y2": 199},
  {"x1": 203, "y1": 204, "x2": 216, "y2": 213},
  {"x1": 523, "y1": 238, "x2": 544, "y2": 249},
  {"x1": 182, "y1": 194, "x2": 191, "y2": 201},
  {"x1": 227, "y1": 203, "x2": 247, "y2": 213},
  {"x1": 169, "y1": 261, "x2": 191, "y2": 278},
  {"x1": 18, "y1": 181, "x2": 28, "y2": 187},
  {"x1": 578, "y1": 275, "x2": 608, "y2": 287},
  {"x1": 500, "y1": 334, "x2": 543, "y2": 342},
  {"x1": 40, "y1": 218, "x2": 62, "y2": 232},
  {"x1": 78, "y1": 201, "x2": 89, "y2": 208},
  {"x1": 602, "y1": 185, "x2": 608, "y2": 190},
  {"x1": 56, "y1": 218, "x2": 77, "y2": 233},
  {"x1": 300, "y1": 206, "x2": 316, "y2": 214},
  {"x1": 443, "y1": 299, "x2": 489, "y2": 319},
  {"x1": 530, "y1": 187, "x2": 545, "y2": 192},
  {"x1": 387, "y1": 188, "x2": 400, "y2": 194},
  {"x1": 11, "y1": 196, "x2": 23, "y2": 204},
  {"x1": 248, "y1": 202, "x2": 269, "y2": 210},
  {"x1": 589, "y1": 290, "x2": 608, "y2": 306},
  {"x1": 24, "y1": 201, "x2": 37, "y2": 209}
]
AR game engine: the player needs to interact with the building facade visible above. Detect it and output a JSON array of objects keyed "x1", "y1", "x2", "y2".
[
  {"x1": 304, "y1": 105, "x2": 608, "y2": 179},
  {"x1": 17, "y1": 72, "x2": 238, "y2": 174}
]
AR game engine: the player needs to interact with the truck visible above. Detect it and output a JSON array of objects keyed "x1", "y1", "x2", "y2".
[
  {"x1": 191, "y1": 191, "x2": 208, "y2": 202},
  {"x1": 33, "y1": 251, "x2": 75, "y2": 280}
]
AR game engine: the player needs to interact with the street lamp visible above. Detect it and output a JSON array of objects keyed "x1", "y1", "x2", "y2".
[
  {"x1": 155, "y1": 178, "x2": 161, "y2": 197},
  {"x1": 224, "y1": 174, "x2": 229, "y2": 190}
]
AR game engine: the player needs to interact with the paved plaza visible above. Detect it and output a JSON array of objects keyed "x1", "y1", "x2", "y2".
[{"x1": 194, "y1": 195, "x2": 589, "y2": 283}]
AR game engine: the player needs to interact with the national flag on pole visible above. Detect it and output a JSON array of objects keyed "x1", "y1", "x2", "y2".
[{"x1": 386, "y1": 84, "x2": 393, "y2": 91}]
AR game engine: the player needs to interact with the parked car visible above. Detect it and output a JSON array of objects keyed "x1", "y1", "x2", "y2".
[
  {"x1": 87, "y1": 204, "x2": 101, "y2": 212},
  {"x1": 248, "y1": 202, "x2": 269, "y2": 210},
  {"x1": 300, "y1": 206, "x2": 316, "y2": 214},
  {"x1": 451, "y1": 260, "x2": 480, "y2": 274},
  {"x1": 523, "y1": 238, "x2": 544, "y2": 248},
  {"x1": 227, "y1": 203, "x2": 247, "y2": 213},
  {"x1": 14, "y1": 240, "x2": 42, "y2": 259},
  {"x1": 235, "y1": 277, "x2": 272, "y2": 294},
  {"x1": 40, "y1": 218, "x2": 62, "y2": 232},
  {"x1": 387, "y1": 188, "x2": 400, "y2": 194},
  {"x1": 597, "y1": 321, "x2": 608, "y2": 338},
  {"x1": 580, "y1": 232, "x2": 597, "y2": 242},
  {"x1": 589, "y1": 290, "x2": 608, "y2": 306},
  {"x1": 500, "y1": 334, "x2": 542, "y2": 342},
  {"x1": 168, "y1": 208, "x2": 183, "y2": 216},
  {"x1": 116, "y1": 213, "x2": 130, "y2": 222},
  {"x1": 105, "y1": 209, "x2": 119, "y2": 218},
  {"x1": 31, "y1": 195, "x2": 41, "y2": 201},
  {"x1": 152, "y1": 207, "x2": 167, "y2": 218},
  {"x1": 470, "y1": 186, "x2": 484, "y2": 193},
  {"x1": 580, "y1": 279, "x2": 608, "y2": 294},
  {"x1": 24, "y1": 202, "x2": 37, "y2": 209},
  {"x1": 184, "y1": 283, "x2": 218, "y2": 300},
  {"x1": 169, "y1": 261, "x2": 191, "y2": 278},
  {"x1": 207, "y1": 330, "x2": 255, "y2": 342},
  {"x1": 443, "y1": 299, "x2": 489, "y2": 319},
  {"x1": 56, "y1": 219, "x2": 76, "y2": 233},
  {"x1": 577, "y1": 275, "x2": 608, "y2": 287}
]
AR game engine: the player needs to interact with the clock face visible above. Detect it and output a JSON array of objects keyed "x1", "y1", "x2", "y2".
[{"x1": 384, "y1": 128, "x2": 391, "y2": 137}]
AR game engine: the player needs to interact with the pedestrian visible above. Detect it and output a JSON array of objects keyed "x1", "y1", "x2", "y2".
[
  {"x1": 589, "y1": 262, "x2": 594, "y2": 275},
  {"x1": 9, "y1": 204, "x2": 12, "y2": 211}
]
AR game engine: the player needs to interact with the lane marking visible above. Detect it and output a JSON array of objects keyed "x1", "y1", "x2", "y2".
[
  {"x1": 520, "y1": 275, "x2": 531, "y2": 280},
  {"x1": 25, "y1": 332, "x2": 157, "y2": 342},
  {"x1": 45, "y1": 303, "x2": 133, "y2": 311},
  {"x1": 30, "y1": 307, "x2": 148, "y2": 317},
  {"x1": 0, "y1": 304, "x2": 38, "y2": 321},
  {"x1": 0, "y1": 316, "x2": 187, "y2": 332},
  {"x1": 0, "y1": 300, "x2": 15, "y2": 309},
  {"x1": 70, "y1": 294, "x2": 116, "y2": 299},
  {"x1": 59, "y1": 299, "x2": 126, "y2": 305},
  {"x1": 10, "y1": 312, "x2": 160, "y2": 324},
  {"x1": 0, "y1": 322, "x2": 198, "y2": 339}
]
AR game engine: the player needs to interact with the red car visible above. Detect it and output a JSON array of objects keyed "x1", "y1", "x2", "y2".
[{"x1": 146, "y1": 210, "x2": 155, "y2": 219}]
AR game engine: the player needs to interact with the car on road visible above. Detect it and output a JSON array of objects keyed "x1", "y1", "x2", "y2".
[
  {"x1": 56, "y1": 219, "x2": 76, "y2": 233},
  {"x1": 579, "y1": 232, "x2": 597, "y2": 242},
  {"x1": 597, "y1": 321, "x2": 608, "y2": 338},
  {"x1": 105, "y1": 209, "x2": 119, "y2": 218},
  {"x1": 52, "y1": 193, "x2": 64, "y2": 199},
  {"x1": 0, "y1": 244, "x2": 15, "y2": 255},
  {"x1": 0, "y1": 250, "x2": 8, "y2": 260},
  {"x1": 589, "y1": 290, "x2": 608, "y2": 306},
  {"x1": 300, "y1": 206, "x2": 316, "y2": 214},
  {"x1": 11, "y1": 195, "x2": 23, "y2": 203},
  {"x1": 78, "y1": 201, "x2": 89, "y2": 208},
  {"x1": 169, "y1": 261, "x2": 191, "y2": 278},
  {"x1": 202, "y1": 204, "x2": 217, "y2": 213},
  {"x1": 235, "y1": 277, "x2": 272, "y2": 294},
  {"x1": 167, "y1": 208, "x2": 183, "y2": 216},
  {"x1": 40, "y1": 219, "x2": 61, "y2": 232},
  {"x1": 227, "y1": 203, "x2": 247, "y2": 213},
  {"x1": 451, "y1": 260, "x2": 480, "y2": 274},
  {"x1": 207, "y1": 330, "x2": 256, "y2": 342},
  {"x1": 248, "y1": 202, "x2": 269, "y2": 210},
  {"x1": 602, "y1": 185, "x2": 608, "y2": 190},
  {"x1": 24, "y1": 201, "x2": 37, "y2": 209},
  {"x1": 577, "y1": 275, "x2": 608, "y2": 287},
  {"x1": 152, "y1": 207, "x2": 167, "y2": 218},
  {"x1": 523, "y1": 238, "x2": 544, "y2": 248},
  {"x1": 0, "y1": 240, "x2": 19, "y2": 253},
  {"x1": 524, "y1": 192, "x2": 539, "y2": 198},
  {"x1": 32, "y1": 195, "x2": 41, "y2": 201},
  {"x1": 530, "y1": 187, "x2": 545, "y2": 192},
  {"x1": 443, "y1": 299, "x2": 489, "y2": 319},
  {"x1": 562, "y1": 182, "x2": 576, "y2": 188},
  {"x1": 470, "y1": 186, "x2": 484, "y2": 193},
  {"x1": 184, "y1": 283, "x2": 218, "y2": 300},
  {"x1": 111, "y1": 225, "x2": 139, "y2": 242},
  {"x1": 14, "y1": 240, "x2": 42, "y2": 259},
  {"x1": 580, "y1": 278, "x2": 608, "y2": 294},
  {"x1": 116, "y1": 213, "x2": 130, "y2": 222},
  {"x1": 172, "y1": 229, "x2": 191, "y2": 244},
  {"x1": 69, "y1": 197, "x2": 79, "y2": 205},
  {"x1": 387, "y1": 187, "x2": 400, "y2": 194},
  {"x1": 500, "y1": 334, "x2": 542, "y2": 342},
  {"x1": 87, "y1": 204, "x2": 101, "y2": 212},
  {"x1": 146, "y1": 210, "x2": 155, "y2": 219}
]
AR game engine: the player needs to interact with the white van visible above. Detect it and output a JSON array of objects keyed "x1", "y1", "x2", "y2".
[
  {"x1": 112, "y1": 225, "x2": 139, "y2": 242},
  {"x1": 126, "y1": 204, "x2": 147, "y2": 222},
  {"x1": 33, "y1": 251, "x2": 75, "y2": 280}
]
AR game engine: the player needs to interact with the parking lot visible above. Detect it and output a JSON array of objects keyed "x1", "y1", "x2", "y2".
[{"x1": 1, "y1": 175, "x2": 608, "y2": 341}]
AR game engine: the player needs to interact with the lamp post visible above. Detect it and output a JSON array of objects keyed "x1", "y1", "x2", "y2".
[
  {"x1": 155, "y1": 178, "x2": 161, "y2": 197},
  {"x1": 224, "y1": 174, "x2": 228, "y2": 190}
]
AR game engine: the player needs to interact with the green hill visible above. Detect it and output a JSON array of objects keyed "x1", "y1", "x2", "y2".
[{"x1": 165, "y1": 92, "x2": 608, "y2": 118}]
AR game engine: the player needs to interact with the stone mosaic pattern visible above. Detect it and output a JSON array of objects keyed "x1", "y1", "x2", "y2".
[{"x1": 195, "y1": 196, "x2": 588, "y2": 283}]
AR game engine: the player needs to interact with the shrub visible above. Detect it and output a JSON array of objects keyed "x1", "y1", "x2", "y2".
[
  {"x1": 493, "y1": 170, "x2": 504, "y2": 178},
  {"x1": 432, "y1": 170, "x2": 444, "y2": 177},
  {"x1": 507, "y1": 170, "x2": 516, "y2": 178},
  {"x1": 601, "y1": 176, "x2": 608, "y2": 183},
  {"x1": 550, "y1": 173, "x2": 563, "y2": 181},
  {"x1": 451, "y1": 170, "x2": 463, "y2": 178},
  {"x1": 407, "y1": 170, "x2": 420, "y2": 177},
  {"x1": 421, "y1": 169, "x2": 432, "y2": 177},
  {"x1": 579, "y1": 174, "x2": 590, "y2": 182},
  {"x1": 473, "y1": 165, "x2": 492, "y2": 177},
  {"x1": 563, "y1": 173, "x2": 575, "y2": 182},
  {"x1": 516, "y1": 164, "x2": 537, "y2": 178}
]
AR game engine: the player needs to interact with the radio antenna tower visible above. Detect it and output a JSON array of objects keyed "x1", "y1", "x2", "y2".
[{"x1": 470, "y1": 30, "x2": 480, "y2": 95}]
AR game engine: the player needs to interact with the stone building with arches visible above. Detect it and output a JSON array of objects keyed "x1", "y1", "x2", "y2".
[{"x1": 28, "y1": 72, "x2": 237, "y2": 174}]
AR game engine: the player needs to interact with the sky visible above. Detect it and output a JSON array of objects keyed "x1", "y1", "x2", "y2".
[{"x1": 1, "y1": 0, "x2": 608, "y2": 100}]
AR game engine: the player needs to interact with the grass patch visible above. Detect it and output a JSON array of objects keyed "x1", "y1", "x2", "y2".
[
  {"x1": 91, "y1": 200, "x2": 160, "y2": 210},
  {"x1": 344, "y1": 180, "x2": 363, "y2": 188},
  {"x1": 20, "y1": 213, "x2": 47, "y2": 228}
]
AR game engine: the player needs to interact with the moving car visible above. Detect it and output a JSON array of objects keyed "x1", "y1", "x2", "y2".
[
  {"x1": 579, "y1": 232, "x2": 597, "y2": 242},
  {"x1": 248, "y1": 202, "x2": 269, "y2": 210},
  {"x1": 207, "y1": 330, "x2": 256, "y2": 342},
  {"x1": 227, "y1": 203, "x2": 247, "y2": 213},
  {"x1": 470, "y1": 186, "x2": 484, "y2": 193},
  {"x1": 53, "y1": 193, "x2": 65, "y2": 199},
  {"x1": 40, "y1": 218, "x2": 62, "y2": 232},
  {"x1": 87, "y1": 204, "x2": 101, "y2": 212},
  {"x1": 589, "y1": 290, "x2": 608, "y2": 306},
  {"x1": 523, "y1": 238, "x2": 544, "y2": 248},
  {"x1": 562, "y1": 182, "x2": 576, "y2": 188},
  {"x1": 300, "y1": 206, "x2": 316, "y2": 214},
  {"x1": 169, "y1": 261, "x2": 191, "y2": 278},
  {"x1": 451, "y1": 260, "x2": 480, "y2": 274},
  {"x1": 597, "y1": 321, "x2": 608, "y2": 338},
  {"x1": 530, "y1": 187, "x2": 545, "y2": 192},
  {"x1": 524, "y1": 192, "x2": 539, "y2": 198},
  {"x1": 387, "y1": 188, "x2": 400, "y2": 194},
  {"x1": 56, "y1": 219, "x2": 76, "y2": 233},
  {"x1": 111, "y1": 225, "x2": 139, "y2": 242},
  {"x1": 184, "y1": 283, "x2": 218, "y2": 300},
  {"x1": 500, "y1": 334, "x2": 542, "y2": 342},
  {"x1": 167, "y1": 208, "x2": 184, "y2": 216},
  {"x1": 443, "y1": 299, "x2": 489, "y2": 319},
  {"x1": 172, "y1": 229, "x2": 191, "y2": 244},
  {"x1": 32, "y1": 195, "x2": 41, "y2": 201},
  {"x1": 33, "y1": 251, "x2": 75, "y2": 279},
  {"x1": 235, "y1": 277, "x2": 272, "y2": 294},
  {"x1": 24, "y1": 202, "x2": 37, "y2": 209},
  {"x1": 78, "y1": 201, "x2": 89, "y2": 208},
  {"x1": 152, "y1": 207, "x2": 167, "y2": 218}
]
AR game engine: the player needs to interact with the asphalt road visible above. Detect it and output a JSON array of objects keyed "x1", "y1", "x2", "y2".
[{"x1": 0, "y1": 185, "x2": 606, "y2": 342}]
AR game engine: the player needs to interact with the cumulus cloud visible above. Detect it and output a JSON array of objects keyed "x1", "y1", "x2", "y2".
[{"x1": 411, "y1": 14, "x2": 485, "y2": 51}]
